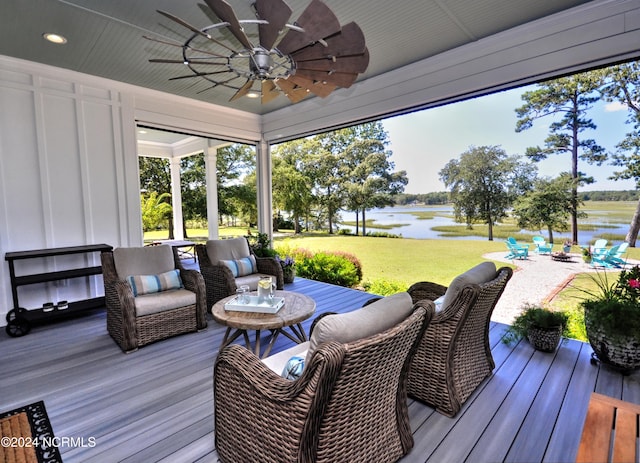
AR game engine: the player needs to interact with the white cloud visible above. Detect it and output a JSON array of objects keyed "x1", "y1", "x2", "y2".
[{"x1": 605, "y1": 101, "x2": 628, "y2": 112}]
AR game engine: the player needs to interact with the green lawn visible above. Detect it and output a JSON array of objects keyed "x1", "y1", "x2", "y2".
[{"x1": 273, "y1": 235, "x2": 511, "y2": 287}]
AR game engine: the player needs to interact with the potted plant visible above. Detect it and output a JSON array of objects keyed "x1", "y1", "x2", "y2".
[
  {"x1": 503, "y1": 304, "x2": 570, "y2": 352},
  {"x1": 563, "y1": 240, "x2": 572, "y2": 253},
  {"x1": 581, "y1": 246, "x2": 592, "y2": 263},
  {"x1": 579, "y1": 267, "x2": 640, "y2": 373},
  {"x1": 278, "y1": 255, "x2": 296, "y2": 284}
]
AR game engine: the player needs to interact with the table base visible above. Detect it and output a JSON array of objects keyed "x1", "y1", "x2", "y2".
[{"x1": 220, "y1": 323, "x2": 308, "y2": 359}]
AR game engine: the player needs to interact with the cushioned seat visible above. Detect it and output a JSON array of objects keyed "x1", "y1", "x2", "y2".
[
  {"x1": 101, "y1": 245, "x2": 207, "y2": 352},
  {"x1": 214, "y1": 293, "x2": 435, "y2": 463},
  {"x1": 196, "y1": 237, "x2": 283, "y2": 309},
  {"x1": 406, "y1": 262, "x2": 513, "y2": 416}
]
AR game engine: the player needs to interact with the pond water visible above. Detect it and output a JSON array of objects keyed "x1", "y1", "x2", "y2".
[{"x1": 337, "y1": 205, "x2": 632, "y2": 244}]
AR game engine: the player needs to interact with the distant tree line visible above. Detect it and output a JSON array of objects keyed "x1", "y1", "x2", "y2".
[
  {"x1": 394, "y1": 192, "x2": 450, "y2": 205},
  {"x1": 579, "y1": 190, "x2": 640, "y2": 201}
]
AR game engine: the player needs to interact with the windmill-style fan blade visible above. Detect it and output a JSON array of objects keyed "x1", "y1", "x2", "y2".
[
  {"x1": 292, "y1": 22, "x2": 366, "y2": 61},
  {"x1": 261, "y1": 80, "x2": 280, "y2": 104},
  {"x1": 149, "y1": 59, "x2": 227, "y2": 65},
  {"x1": 143, "y1": 35, "x2": 228, "y2": 58},
  {"x1": 294, "y1": 69, "x2": 358, "y2": 88},
  {"x1": 287, "y1": 75, "x2": 335, "y2": 98},
  {"x1": 277, "y1": 0, "x2": 341, "y2": 55},
  {"x1": 254, "y1": 0, "x2": 292, "y2": 50},
  {"x1": 296, "y1": 49, "x2": 369, "y2": 74},
  {"x1": 230, "y1": 79, "x2": 254, "y2": 101},
  {"x1": 157, "y1": 10, "x2": 212, "y2": 41},
  {"x1": 169, "y1": 70, "x2": 231, "y2": 80},
  {"x1": 205, "y1": 0, "x2": 253, "y2": 49},
  {"x1": 275, "y1": 78, "x2": 310, "y2": 103}
]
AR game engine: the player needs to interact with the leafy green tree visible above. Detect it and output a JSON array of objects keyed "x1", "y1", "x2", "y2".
[
  {"x1": 341, "y1": 122, "x2": 408, "y2": 235},
  {"x1": 439, "y1": 145, "x2": 536, "y2": 241},
  {"x1": 601, "y1": 61, "x2": 640, "y2": 246},
  {"x1": 216, "y1": 144, "x2": 256, "y2": 225},
  {"x1": 515, "y1": 72, "x2": 607, "y2": 244},
  {"x1": 272, "y1": 141, "x2": 314, "y2": 233},
  {"x1": 139, "y1": 156, "x2": 174, "y2": 238},
  {"x1": 180, "y1": 153, "x2": 206, "y2": 235},
  {"x1": 305, "y1": 135, "x2": 346, "y2": 234},
  {"x1": 512, "y1": 174, "x2": 577, "y2": 243}
]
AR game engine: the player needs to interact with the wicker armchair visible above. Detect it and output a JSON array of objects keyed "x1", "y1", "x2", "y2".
[
  {"x1": 214, "y1": 302, "x2": 434, "y2": 463},
  {"x1": 101, "y1": 245, "x2": 207, "y2": 353},
  {"x1": 406, "y1": 264, "x2": 513, "y2": 417},
  {"x1": 195, "y1": 237, "x2": 283, "y2": 309}
]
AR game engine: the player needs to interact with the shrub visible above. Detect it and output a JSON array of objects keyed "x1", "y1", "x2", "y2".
[
  {"x1": 329, "y1": 251, "x2": 363, "y2": 281},
  {"x1": 247, "y1": 232, "x2": 277, "y2": 257},
  {"x1": 295, "y1": 252, "x2": 360, "y2": 287},
  {"x1": 362, "y1": 279, "x2": 408, "y2": 296}
]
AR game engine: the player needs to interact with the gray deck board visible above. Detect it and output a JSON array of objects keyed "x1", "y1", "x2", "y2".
[{"x1": 1, "y1": 277, "x2": 640, "y2": 463}]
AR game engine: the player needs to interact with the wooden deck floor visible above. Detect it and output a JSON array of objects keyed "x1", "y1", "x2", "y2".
[{"x1": 1, "y1": 277, "x2": 639, "y2": 463}]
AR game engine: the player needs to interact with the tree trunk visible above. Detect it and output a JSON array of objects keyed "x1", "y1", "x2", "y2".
[
  {"x1": 625, "y1": 199, "x2": 640, "y2": 247},
  {"x1": 487, "y1": 217, "x2": 493, "y2": 241},
  {"x1": 355, "y1": 210, "x2": 359, "y2": 236},
  {"x1": 547, "y1": 226, "x2": 554, "y2": 244},
  {"x1": 362, "y1": 209, "x2": 367, "y2": 236},
  {"x1": 571, "y1": 106, "x2": 579, "y2": 245}
]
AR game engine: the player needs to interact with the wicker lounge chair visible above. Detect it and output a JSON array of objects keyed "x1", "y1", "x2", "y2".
[
  {"x1": 196, "y1": 237, "x2": 283, "y2": 309},
  {"x1": 406, "y1": 262, "x2": 513, "y2": 417},
  {"x1": 101, "y1": 245, "x2": 207, "y2": 352},
  {"x1": 214, "y1": 299, "x2": 434, "y2": 463}
]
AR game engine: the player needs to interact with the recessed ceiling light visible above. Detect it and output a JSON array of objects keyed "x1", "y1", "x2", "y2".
[
  {"x1": 43, "y1": 33, "x2": 67, "y2": 44},
  {"x1": 246, "y1": 91, "x2": 260, "y2": 99}
]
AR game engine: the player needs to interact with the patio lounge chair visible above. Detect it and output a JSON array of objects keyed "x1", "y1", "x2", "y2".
[
  {"x1": 101, "y1": 245, "x2": 207, "y2": 352},
  {"x1": 607, "y1": 242, "x2": 629, "y2": 267},
  {"x1": 591, "y1": 243, "x2": 628, "y2": 269},
  {"x1": 505, "y1": 237, "x2": 529, "y2": 260},
  {"x1": 195, "y1": 237, "x2": 283, "y2": 309},
  {"x1": 532, "y1": 236, "x2": 553, "y2": 255},
  {"x1": 214, "y1": 293, "x2": 435, "y2": 463},
  {"x1": 591, "y1": 239, "x2": 609, "y2": 260},
  {"x1": 405, "y1": 262, "x2": 513, "y2": 417}
]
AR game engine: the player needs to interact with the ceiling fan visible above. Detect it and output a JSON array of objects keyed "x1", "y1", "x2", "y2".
[{"x1": 145, "y1": 0, "x2": 369, "y2": 104}]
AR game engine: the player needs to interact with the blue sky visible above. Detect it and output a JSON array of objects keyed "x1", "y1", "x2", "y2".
[{"x1": 382, "y1": 85, "x2": 637, "y2": 194}]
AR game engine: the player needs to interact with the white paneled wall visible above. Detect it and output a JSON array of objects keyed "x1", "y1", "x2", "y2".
[{"x1": 0, "y1": 56, "x2": 261, "y2": 325}]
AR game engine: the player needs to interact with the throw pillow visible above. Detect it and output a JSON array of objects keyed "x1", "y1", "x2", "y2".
[
  {"x1": 220, "y1": 255, "x2": 257, "y2": 277},
  {"x1": 127, "y1": 269, "x2": 183, "y2": 296},
  {"x1": 281, "y1": 356, "x2": 305, "y2": 380}
]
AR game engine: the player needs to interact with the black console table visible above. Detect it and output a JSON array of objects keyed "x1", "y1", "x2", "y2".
[{"x1": 4, "y1": 244, "x2": 113, "y2": 337}]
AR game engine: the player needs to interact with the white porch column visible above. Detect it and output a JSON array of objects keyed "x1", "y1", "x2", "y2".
[
  {"x1": 205, "y1": 141, "x2": 220, "y2": 239},
  {"x1": 256, "y1": 138, "x2": 273, "y2": 242},
  {"x1": 169, "y1": 157, "x2": 184, "y2": 240}
]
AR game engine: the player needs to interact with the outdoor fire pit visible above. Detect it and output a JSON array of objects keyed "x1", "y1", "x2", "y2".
[{"x1": 551, "y1": 252, "x2": 573, "y2": 262}]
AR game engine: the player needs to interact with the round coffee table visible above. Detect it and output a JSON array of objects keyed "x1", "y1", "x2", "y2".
[{"x1": 212, "y1": 290, "x2": 316, "y2": 358}]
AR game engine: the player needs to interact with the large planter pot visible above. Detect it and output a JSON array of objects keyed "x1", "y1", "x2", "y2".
[
  {"x1": 283, "y1": 268, "x2": 295, "y2": 284},
  {"x1": 527, "y1": 325, "x2": 563, "y2": 353},
  {"x1": 585, "y1": 306, "x2": 640, "y2": 373}
]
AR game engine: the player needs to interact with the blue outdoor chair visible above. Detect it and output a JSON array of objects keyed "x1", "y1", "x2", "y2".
[
  {"x1": 532, "y1": 236, "x2": 553, "y2": 255},
  {"x1": 505, "y1": 237, "x2": 529, "y2": 260},
  {"x1": 608, "y1": 242, "x2": 629, "y2": 267},
  {"x1": 591, "y1": 244, "x2": 626, "y2": 268},
  {"x1": 591, "y1": 239, "x2": 608, "y2": 260}
]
